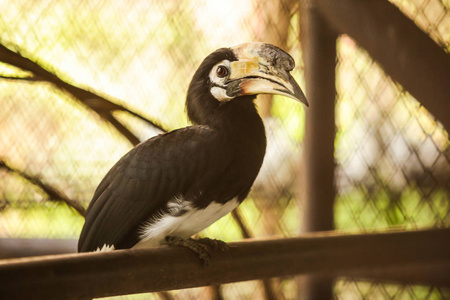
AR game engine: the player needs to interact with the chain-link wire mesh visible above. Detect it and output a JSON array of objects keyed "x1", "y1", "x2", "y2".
[
  {"x1": 0, "y1": 0, "x2": 448, "y2": 299},
  {"x1": 333, "y1": 0, "x2": 450, "y2": 299}
]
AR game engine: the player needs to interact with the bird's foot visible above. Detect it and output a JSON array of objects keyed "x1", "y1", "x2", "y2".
[
  {"x1": 195, "y1": 237, "x2": 230, "y2": 252},
  {"x1": 165, "y1": 236, "x2": 229, "y2": 266}
]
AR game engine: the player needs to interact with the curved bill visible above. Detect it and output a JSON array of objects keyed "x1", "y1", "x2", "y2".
[{"x1": 227, "y1": 43, "x2": 309, "y2": 107}]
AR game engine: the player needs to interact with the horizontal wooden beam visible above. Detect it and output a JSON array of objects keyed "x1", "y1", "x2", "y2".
[
  {"x1": 1, "y1": 236, "x2": 448, "y2": 289},
  {"x1": 0, "y1": 238, "x2": 77, "y2": 259},
  {"x1": 342, "y1": 261, "x2": 450, "y2": 288},
  {"x1": 1, "y1": 237, "x2": 449, "y2": 291},
  {"x1": 0, "y1": 228, "x2": 449, "y2": 299}
]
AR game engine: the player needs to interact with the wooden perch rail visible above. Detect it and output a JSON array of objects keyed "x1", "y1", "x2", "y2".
[{"x1": 0, "y1": 228, "x2": 448, "y2": 300}]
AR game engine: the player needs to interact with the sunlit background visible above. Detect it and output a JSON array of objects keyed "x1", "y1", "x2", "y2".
[{"x1": 0, "y1": 0, "x2": 449, "y2": 299}]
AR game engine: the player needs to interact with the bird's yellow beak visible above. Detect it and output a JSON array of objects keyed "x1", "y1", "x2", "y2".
[{"x1": 228, "y1": 43, "x2": 308, "y2": 107}]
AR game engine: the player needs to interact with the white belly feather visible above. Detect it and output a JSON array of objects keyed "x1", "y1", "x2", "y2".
[{"x1": 133, "y1": 197, "x2": 239, "y2": 249}]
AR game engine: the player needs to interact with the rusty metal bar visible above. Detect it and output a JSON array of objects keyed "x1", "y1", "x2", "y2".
[
  {"x1": 299, "y1": 0, "x2": 338, "y2": 298},
  {"x1": 1, "y1": 228, "x2": 448, "y2": 300},
  {"x1": 314, "y1": 0, "x2": 450, "y2": 132}
]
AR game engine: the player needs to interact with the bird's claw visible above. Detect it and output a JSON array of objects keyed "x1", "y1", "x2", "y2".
[
  {"x1": 165, "y1": 236, "x2": 229, "y2": 266},
  {"x1": 196, "y1": 237, "x2": 230, "y2": 252}
]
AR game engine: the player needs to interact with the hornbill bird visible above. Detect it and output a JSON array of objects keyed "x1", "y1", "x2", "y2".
[{"x1": 78, "y1": 42, "x2": 308, "y2": 264}]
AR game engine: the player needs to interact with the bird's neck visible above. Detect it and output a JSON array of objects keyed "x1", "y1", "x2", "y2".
[
  {"x1": 211, "y1": 97, "x2": 267, "y2": 175},
  {"x1": 212, "y1": 96, "x2": 265, "y2": 139},
  {"x1": 191, "y1": 95, "x2": 267, "y2": 202},
  {"x1": 187, "y1": 94, "x2": 266, "y2": 159}
]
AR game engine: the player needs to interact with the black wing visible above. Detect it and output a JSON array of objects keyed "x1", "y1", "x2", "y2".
[{"x1": 78, "y1": 126, "x2": 232, "y2": 252}]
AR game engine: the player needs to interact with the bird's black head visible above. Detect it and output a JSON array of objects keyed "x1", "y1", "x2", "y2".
[{"x1": 186, "y1": 42, "x2": 308, "y2": 125}]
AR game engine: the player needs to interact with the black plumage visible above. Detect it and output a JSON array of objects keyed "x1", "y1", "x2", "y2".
[{"x1": 78, "y1": 43, "x2": 307, "y2": 255}]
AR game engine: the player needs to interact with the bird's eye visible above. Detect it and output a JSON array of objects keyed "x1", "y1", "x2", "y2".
[{"x1": 216, "y1": 65, "x2": 229, "y2": 78}]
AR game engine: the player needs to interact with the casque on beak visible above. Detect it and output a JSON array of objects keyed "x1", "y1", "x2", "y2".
[{"x1": 227, "y1": 42, "x2": 308, "y2": 107}]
